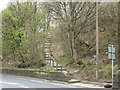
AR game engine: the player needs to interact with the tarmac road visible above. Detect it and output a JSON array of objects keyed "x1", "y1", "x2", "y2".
[
  {"x1": 1, "y1": 75, "x2": 81, "y2": 88},
  {"x1": 0, "y1": 75, "x2": 112, "y2": 90}
]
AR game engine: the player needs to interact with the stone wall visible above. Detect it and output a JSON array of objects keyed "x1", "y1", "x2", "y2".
[
  {"x1": 113, "y1": 71, "x2": 120, "y2": 90},
  {"x1": 2, "y1": 69, "x2": 70, "y2": 82}
]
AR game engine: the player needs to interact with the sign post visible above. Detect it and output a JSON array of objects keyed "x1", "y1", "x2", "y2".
[{"x1": 108, "y1": 45, "x2": 115, "y2": 86}]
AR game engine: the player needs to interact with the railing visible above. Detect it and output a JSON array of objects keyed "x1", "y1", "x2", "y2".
[{"x1": 2, "y1": 69, "x2": 70, "y2": 82}]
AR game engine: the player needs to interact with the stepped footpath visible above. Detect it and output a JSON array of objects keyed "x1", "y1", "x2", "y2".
[
  {"x1": 43, "y1": 29, "x2": 80, "y2": 83},
  {"x1": 43, "y1": 30, "x2": 68, "y2": 75}
]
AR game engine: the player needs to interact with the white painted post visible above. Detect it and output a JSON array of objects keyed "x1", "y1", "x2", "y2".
[
  {"x1": 108, "y1": 45, "x2": 115, "y2": 86},
  {"x1": 111, "y1": 45, "x2": 114, "y2": 86},
  {"x1": 112, "y1": 56, "x2": 114, "y2": 86}
]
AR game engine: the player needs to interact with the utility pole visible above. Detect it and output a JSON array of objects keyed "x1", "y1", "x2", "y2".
[
  {"x1": 118, "y1": 2, "x2": 120, "y2": 88},
  {"x1": 96, "y1": 1, "x2": 99, "y2": 80},
  {"x1": 113, "y1": 3, "x2": 120, "y2": 90},
  {"x1": 118, "y1": 1, "x2": 120, "y2": 71}
]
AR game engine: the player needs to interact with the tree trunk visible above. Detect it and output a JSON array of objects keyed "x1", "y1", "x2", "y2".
[
  {"x1": 68, "y1": 30, "x2": 77, "y2": 64},
  {"x1": 71, "y1": 32, "x2": 77, "y2": 63}
]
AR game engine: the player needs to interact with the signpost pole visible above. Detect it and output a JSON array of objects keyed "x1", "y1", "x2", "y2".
[
  {"x1": 112, "y1": 57, "x2": 114, "y2": 86},
  {"x1": 108, "y1": 45, "x2": 115, "y2": 86},
  {"x1": 111, "y1": 45, "x2": 114, "y2": 86}
]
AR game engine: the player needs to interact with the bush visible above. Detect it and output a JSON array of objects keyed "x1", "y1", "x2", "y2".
[
  {"x1": 87, "y1": 60, "x2": 93, "y2": 65},
  {"x1": 59, "y1": 55, "x2": 70, "y2": 66},
  {"x1": 77, "y1": 60, "x2": 83, "y2": 65}
]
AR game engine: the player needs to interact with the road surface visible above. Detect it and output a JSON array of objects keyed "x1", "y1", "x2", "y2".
[
  {"x1": 0, "y1": 75, "x2": 112, "y2": 90},
  {"x1": 0, "y1": 75, "x2": 81, "y2": 88}
]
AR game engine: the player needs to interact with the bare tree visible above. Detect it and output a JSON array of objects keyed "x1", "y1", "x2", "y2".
[{"x1": 50, "y1": 2, "x2": 96, "y2": 64}]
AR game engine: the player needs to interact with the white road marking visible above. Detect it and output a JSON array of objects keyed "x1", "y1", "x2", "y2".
[
  {"x1": 20, "y1": 85, "x2": 30, "y2": 88},
  {"x1": 0, "y1": 81, "x2": 18, "y2": 85},
  {"x1": 1, "y1": 75, "x2": 79, "y2": 88}
]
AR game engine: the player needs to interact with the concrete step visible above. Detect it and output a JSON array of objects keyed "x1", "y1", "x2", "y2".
[
  {"x1": 45, "y1": 43, "x2": 51, "y2": 45},
  {"x1": 44, "y1": 54, "x2": 51, "y2": 56},
  {"x1": 53, "y1": 66, "x2": 63, "y2": 68},
  {"x1": 45, "y1": 58, "x2": 53, "y2": 60},
  {"x1": 44, "y1": 53, "x2": 51, "y2": 55},
  {"x1": 44, "y1": 48, "x2": 50, "y2": 50},
  {"x1": 46, "y1": 37, "x2": 51, "y2": 39},
  {"x1": 48, "y1": 32, "x2": 52, "y2": 34},
  {"x1": 44, "y1": 56, "x2": 51, "y2": 59},
  {"x1": 58, "y1": 71, "x2": 69, "y2": 75},
  {"x1": 56, "y1": 68, "x2": 66, "y2": 71},
  {"x1": 44, "y1": 55, "x2": 51, "y2": 57},
  {"x1": 46, "y1": 40, "x2": 51, "y2": 43},
  {"x1": 45, "y1": 43, "x2": 52, "y2": 45},
  {"x1": 44, "y1": 46, "x2": 51, "y2": 48},
  {"x1": 47, "y1": 35, "x2": 51, "y2": 37},
  {"x1": 46, "y1": 39, "x2": 52, "y2": 41},
  {"x1": 68, "y1": 79, "x2": 81, "y2": 83},
  {"x1": 44, "y1": 56, "x2": 51, "y2": 58},
  {"x1": 44, "y1": 44, "x2": 51, "y2": 46},
  {"x1": 44, "y1": 51, "x2": 51, "y2": 53},
  {"x1": 44, "y1": 45, "x2": 51, "y2": 47},
  {"x1": 45, "y1": 41, "x2": 52, "y2": 43},
  {"x1": 44, "y1": 43, "x2": 51, "y2": 47}
]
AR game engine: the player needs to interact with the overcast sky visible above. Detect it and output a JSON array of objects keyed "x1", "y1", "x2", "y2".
[
  {"x1": 0, "y1": 0, "x2": 11, "y2": 13},
  {"x1": 0, "y1": 0, "x2": 119, "y2": 13}
]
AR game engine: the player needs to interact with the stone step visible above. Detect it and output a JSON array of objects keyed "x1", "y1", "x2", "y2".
[
  {"x1": 44, "y1": 46, "x2": 51, "y2": 48},
  {"x1": 44, "y1": 52, "x2": 52, "y2": 54},
  {"x1": 46, "y1": 39, "x2": 51, "y2": 41},
  {"x1": 45, "y1": 58, "x2": 52, "y2": 60},
  {"x1": 47, "y1": 33, "x2": 52, "y2": 35},
  {"x1": 47, "y1": 35, "x2": 51, "y2": 37},
  {"x1": 58, "y1": 71, "x2": 69, "y2": 75},
  {"x1": 55, "y1": 68, "x2": 66, "y2": 71},
  {"x1": 46, "y1": 37, "x2": 51, "y2": 39},
  {"x1": 45, "y1": 43, "x2": 51, "y2": 44},
  {"x1": 46, "y1": 39, "x2": 52, "y2": 41},
  {"x1": 47, "y1": 62, "x2": 61, "y2": 66},
  {"x1": 44, "y1": 45, "x2": 51, "y2": 47},
  {"x1": 45, "y1": 57, "x2": 53, "y2": 60},
  {"x1": 45, "y1": 40, "x2": 51, "y2": 43},
  {"x1": 44, "y1": 42, "x2": 52, "y2": 47},
  {"x1": 68, "y1": 79, "x2": 81, "y2": 83},
  {"x1": 44, "y1": 53, "x2": 51, "y2": 55},
  {"x1": 44, "y1": 30, "x2": 70, "y2": 76},
  {"x1": 44, "y1": 55, "x2": 51, "y2": 57},
  {"x1": 47, "y1": 31, "x2": 52, "y2": 34},
  {"x1": 44, "y1": 49, "x2": 51, "y2": 51},
  {"x1": 44, "y1": 54, "x2": 51, "y2": 56},
  {"x1": 44, "y1": 44, "x2": 51, "y2": 46},
  {"x1": 47, "y1": 35, "x2": 52, "y2": 36},
  {"x1": 44, "y1": 51, "x2": 51, "y2": 53},
  {"x1": 44, "y1": 48, "x2": 50, "y2": 50},
  {"x1": 53, "y1": 65, "x2": 62, "y2": 68},
  {"x1": 44, "y1": 54, "x2": 52, "y2": 56},
  {"x1": 45, "y1": 41, "x2": 52, "y2": 43},
  {"x1": 44, "y1": 56, "x2": 51, "y2": 59}
]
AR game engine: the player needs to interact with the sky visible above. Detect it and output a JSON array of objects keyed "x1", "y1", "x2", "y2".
[
  {"x1": 0, "y1": 0, "x2": 11, "y2": 13},
  {"x1": 0, "y1": 0, "x2": 119, "y2": 13}
]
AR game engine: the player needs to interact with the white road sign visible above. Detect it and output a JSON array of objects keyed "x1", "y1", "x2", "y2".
[{"x1": 108, "y1": 45, "x2": 115, "y2": 60}]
